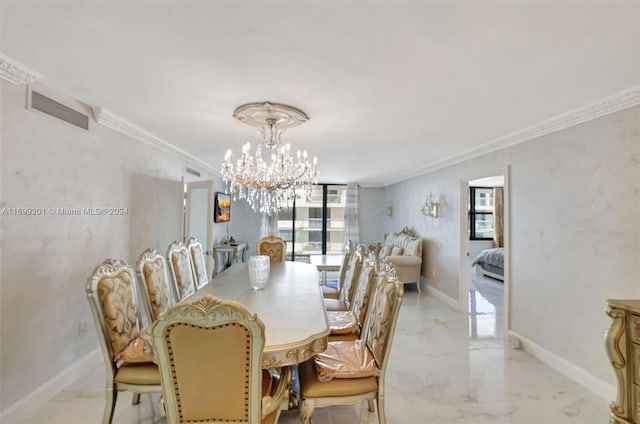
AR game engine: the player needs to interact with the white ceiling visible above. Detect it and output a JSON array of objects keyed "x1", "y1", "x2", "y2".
[{"x1": 2, "y1": 1, "x2": 639, "y2": 186}]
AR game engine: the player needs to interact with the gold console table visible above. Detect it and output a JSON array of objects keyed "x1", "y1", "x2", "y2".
[
  {"x1": 606, "y1": 299, "x2": 640, "y2": 424},
  {"x1": 211, "y1": 241, "x2": 248, "y2": 278}
]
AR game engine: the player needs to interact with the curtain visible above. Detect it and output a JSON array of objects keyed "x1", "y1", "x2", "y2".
[
  {"x1": 493, "y1": 187, "x2": 504, "y2": 248},
  {"x1": 344, "y1": 183, "x2": 360, "y2": 244},
  {"x1": 260, "y1": 212, "x2": 278, "y2": 238}
]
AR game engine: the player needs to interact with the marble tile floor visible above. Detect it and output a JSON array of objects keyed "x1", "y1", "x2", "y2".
[{"x1": 3, "y1": 287, "x2": 609, "y2": 424}]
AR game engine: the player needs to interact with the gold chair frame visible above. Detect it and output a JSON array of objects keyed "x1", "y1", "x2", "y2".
[
  {"x1": 256, "y1": 236, "x2": 286, "y2": 262},
  {"x1": 166, "y1": 241, "x2": 196, "y2": 301},
  {"x1": 301, "y1": 264, "x2": 404, "y2": 424},
  {"x1": 187, "y1": 237, "x2": 208, "y2": 290},
  {"x1": 86, "y1": 258, "x2": 161, "y2": 424},
  {"x1": 151, "y1": 294, "x2": 290, "y2": 423},
  {"x1": 136, "y1": 248, "x2": 174, "y2": 322}
]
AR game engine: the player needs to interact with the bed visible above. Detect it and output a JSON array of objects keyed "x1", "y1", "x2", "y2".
[{"x1": 471, "y1": 247, "x2": 504, "y2": 282}]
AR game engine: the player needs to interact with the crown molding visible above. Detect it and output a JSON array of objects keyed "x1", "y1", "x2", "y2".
[
  {"x1": 0, "y1": 53, "x2": 41, "y2": 85},
  {"x1": 92, "y1": 107, "x2": 220, "y2": 176},
  {"x1": 387, "y1": 84, "x2": 640, "y2": 186}
]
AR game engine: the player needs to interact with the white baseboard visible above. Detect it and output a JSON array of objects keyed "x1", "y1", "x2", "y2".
[
  {"x1": 1, "y1": 348, "x2": 102, "y2": 420},
  {"x1": 425, "y1": 282, "x2": 460, "y2": 311},
  {"x1": 508, "y1": 330, "x2": 615, "y2": 401}
]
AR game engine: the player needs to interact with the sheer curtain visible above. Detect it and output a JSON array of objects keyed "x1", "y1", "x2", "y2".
[
  {"x1": 260, "y1": 213, "x2": 278, "y2": 238},
  {"x1": 493, "y1": 187, "x2": 504, "y2": 248},
  {"x1": 344, "y1": 183, "x2": 360, "y2": 245}
]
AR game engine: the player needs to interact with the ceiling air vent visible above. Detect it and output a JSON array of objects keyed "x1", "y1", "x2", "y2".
[
  {"x1": 185, "y1": 167, "x2": 201, "y2": 177},
  {"x1": 29, "y1": 90, "x2": 89, "y2": 130}
]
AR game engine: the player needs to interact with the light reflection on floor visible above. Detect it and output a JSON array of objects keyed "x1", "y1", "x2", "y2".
[{"x1": 468, "y1": 272, "x2": 504, "y2": 340}]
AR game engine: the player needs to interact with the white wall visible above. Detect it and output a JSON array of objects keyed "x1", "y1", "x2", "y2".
[
  {"x1": 383, "y1": 105, "x2": 640, "y2": 386},
  {"x1": 0, "y1": 80, "x2": 217, "y2": 411}
]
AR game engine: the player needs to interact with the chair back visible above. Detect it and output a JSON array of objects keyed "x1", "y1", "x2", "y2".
[
  {"x1": 338, "y1": 244, "x2": 365, "y2": 307},
  {"x1": 349, "y1": 255, "x2": 378, "y2": 327},
  {"x1": 136, "y1": 248, "x2": 173, "y2": 322},
  {"x1": 166, "y1": 241, "x2": 196, "y2": 301},
  {"x1": 86, "y1": 259, "x2": 142, "y2": 375},
  {"x1": 361, "y1": 263, "x2": 404, "y2": 376},
  {"x1": 256, "y1": 236, "x2": 286, "y2": 262},
  {"x1": 151, "y1": 295, "x2": 266, "y2": 424},
  {"x1": 187, "y1": 237, "x2": 208, "y2": 289},
  {"x1": 335, "y1": 240, "x2": 354, "y2": 289}
]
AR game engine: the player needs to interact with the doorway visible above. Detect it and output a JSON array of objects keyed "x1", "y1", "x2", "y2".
[{"x1": 458, "y1": 170, "x2": 510, "y2": 342}]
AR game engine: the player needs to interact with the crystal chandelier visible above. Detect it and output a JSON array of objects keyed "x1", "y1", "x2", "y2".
[{"x1": 221, "y1": 102, "x2": 319, "y2": 215}]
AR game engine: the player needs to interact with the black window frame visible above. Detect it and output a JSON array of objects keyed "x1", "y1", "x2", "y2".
[
  {"x1": 280, "y1": 184, "x2": 345, "y2": 261},
  {"x1": 469, "y1": 186, "x2": 494, "y2": 241}
]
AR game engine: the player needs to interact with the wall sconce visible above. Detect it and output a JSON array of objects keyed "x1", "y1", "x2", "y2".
[
  {"x1": 420, "y1": 193, "x2": 439, "y2": 218},
  {"x1": 381, "y1": 204, "x2": 393, "y2": 217}
]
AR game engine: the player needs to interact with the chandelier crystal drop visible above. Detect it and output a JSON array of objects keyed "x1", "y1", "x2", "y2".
[{"x1": 221, "y1": 102, "x2": 319, "y2": 215}]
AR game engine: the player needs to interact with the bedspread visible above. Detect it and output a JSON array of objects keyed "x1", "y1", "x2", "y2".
[{"x1": 472, "y1": 247, "x2": 504, "y2": 270}]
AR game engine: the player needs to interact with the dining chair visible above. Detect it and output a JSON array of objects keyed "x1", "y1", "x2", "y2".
[
  {"x1": 151, "y1": 294, "x2": 290, "y2": 424},
  {"x1": 299, "y1": 263, "x2": 404, "y2": 424},
  {"x1": 323, "y1": 243, "x2": 365, "y2": 312},
  {"x1": 166, "y1": 241, "x2": 197, "y2": 301},
  {"x1": 326, "y1": 251, "x2": 379, "y2": 341},
  {"x1": 136, "y1": 248, "x2": 174, "y2": 322},
  {"x1": 187, "y1": 237, "x2": 208, "y2": 289},
  {"x1": 256, "y1": 236, "x2": 286, "y2": 262},
  {"x1": 321, "y1": 240, "x2": 353, "y2": 299},
  {"x1": 86, "y1": 258, "x2": 161, "y2": 424}
]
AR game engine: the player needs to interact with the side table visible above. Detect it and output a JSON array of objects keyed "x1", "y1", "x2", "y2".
[{"x1": 211, "y1": 241, "x2": 248, "y2": 278}]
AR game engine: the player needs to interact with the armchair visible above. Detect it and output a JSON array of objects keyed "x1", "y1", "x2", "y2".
[{"x1": 379, "y1": 227, "x2": 423, "y2": 292}]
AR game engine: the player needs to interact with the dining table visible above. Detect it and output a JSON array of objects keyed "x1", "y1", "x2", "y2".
[
  {"x1": 193, "y1": 260, "x2": 330, "y2": 368},
  {"x1": 309, "y1": 254, "x2": 343, "y2": 286}
]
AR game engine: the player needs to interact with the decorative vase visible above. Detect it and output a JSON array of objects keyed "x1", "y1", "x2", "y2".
[{"x1": 248, "y1": 255, "x2": 270, "y2": 290}]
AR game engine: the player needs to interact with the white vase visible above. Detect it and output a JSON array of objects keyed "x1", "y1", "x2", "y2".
[{"x1": 248, "y1": 255, "x2": 270, "y2": 290}]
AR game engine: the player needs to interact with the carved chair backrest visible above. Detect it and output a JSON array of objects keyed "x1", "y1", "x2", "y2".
[
  {"x1": 87, "y1": 258, "x2": 142, "y2": 375},
  {"x1": 151, "y1": 295, "x2": 266, "y2": 423},
  {"x1": 339, "y1": 244, "x2": 365, "y2": 307},
  {"x1": 136, "y1": 248, "x2": 173, "y2": 322},
  {"x1": 361, "y1": 263, "x2": 404, "y2": 376},
  {"x1": 336, "y1": 240, "x2": 354, "y2": 289},
  {"x1": 187, "y1": 237, "x2": 208, "y2": 289},
  {"x1": 166, "y1": 241, "x2": 196, "y2": 301},
  {"x1": 349, "y1": 256, "x2": 378, "y2": 327},
  {"x1": 256, "y1": 236, "x2": 286, "y2": 262}
]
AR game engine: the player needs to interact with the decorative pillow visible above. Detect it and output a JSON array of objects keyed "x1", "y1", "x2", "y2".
[
  {"x1": 314, "y1": 340, "x2": 377, "y2": 382},
  {"x1": 390, "y1": 246, "x2": 404, "y2": 256},
  {"x1": 378, "y1": 245, "x2": 392, "y2": 260},
  {"x1": 327, "y1": 311, "x2": 358, "y2": 335},
  {"x1": 119, "y1": 326, "x2": 154, "y2": 363}
]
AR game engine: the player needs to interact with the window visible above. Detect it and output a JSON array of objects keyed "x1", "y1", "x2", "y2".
[
  {"x1": 277, "y1": 184, "x2": 346, "y2": 259},
  {"x1": 469, "y1": 187, "x2": 494, "y2": 240}
]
